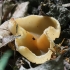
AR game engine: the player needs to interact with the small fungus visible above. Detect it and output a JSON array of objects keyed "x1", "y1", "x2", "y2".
[{"x1": 8, "y1": 15, "x2": 61, "y2": 64}]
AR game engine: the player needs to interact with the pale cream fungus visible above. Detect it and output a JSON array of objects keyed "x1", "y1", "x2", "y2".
[{"x1": 8, "y1": 15, "x2": 61, "y2": 64}]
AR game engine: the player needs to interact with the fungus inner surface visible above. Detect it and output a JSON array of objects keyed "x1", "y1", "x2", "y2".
[
  {"x1": 15, "y1": 16, "x2": 58, "y2": 38},
  {"x1": 15, "y1": 16, "x2": 59, "y2": 55}
]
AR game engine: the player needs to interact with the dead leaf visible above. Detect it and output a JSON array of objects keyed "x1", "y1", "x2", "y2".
[
  {"x1": 0, "y1": 35, "x2": 20, "y2": 48},
  {"x1": 12, "y1": 2, "x2": 29, "y2": 18}
]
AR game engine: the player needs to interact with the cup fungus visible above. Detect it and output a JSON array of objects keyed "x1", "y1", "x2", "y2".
[{"x1": 8, "y1": 15, "x2": 60, "y2": 64}]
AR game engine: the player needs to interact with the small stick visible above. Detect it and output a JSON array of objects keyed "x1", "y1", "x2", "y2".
[
  {"x1": 48, "y1": 48, "x2": 56, "y2": 54},
  {"x1": 57, "y1": 38, "x2": 65, "y2": 47},
  {"x1": 62, "y1": 3, "x2": 70, "y2": 7}
]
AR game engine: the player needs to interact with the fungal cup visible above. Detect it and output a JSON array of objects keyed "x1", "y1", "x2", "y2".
[{"x1": 8, "y1": 15, "x2": 60, "y2": 64}]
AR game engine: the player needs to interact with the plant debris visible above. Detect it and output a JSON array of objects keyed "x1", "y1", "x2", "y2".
[
  {"x1": 0, "y1": 35, "x2": 20, "y2": 48},
  {"x1": 12, "y1": 2, "x2": 29, "y2": 18}
]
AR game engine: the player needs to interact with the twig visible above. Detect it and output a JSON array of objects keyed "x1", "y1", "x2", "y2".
[
  {"x1": 58, "y1": 38, "x2": 65, "y2": 47},
  {"x1": 62, "y1": 3, "x2": 70, "y2": 7}
]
